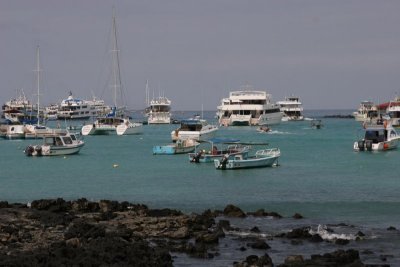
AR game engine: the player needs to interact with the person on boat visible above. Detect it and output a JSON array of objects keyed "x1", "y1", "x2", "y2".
[{"x1": 212, "y1": 145, "x2": 218, "y2": 155}]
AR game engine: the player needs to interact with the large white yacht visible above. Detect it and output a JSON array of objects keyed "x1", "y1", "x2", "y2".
[
  {"x1": 145, "y1": 96, "x2": 172, "y2": 124},
  {"x1": 57, "y1": 92, "x2": 95, "y2": 120},
  {"x1": 216, "y1": 86, "x2": 282, "y2": 126},
  {"x1": 353, "y1": 101, "x2": 377, "y2": 122},
  {"x1": 277, "y1": 96, "x2": 304, "y2": 121},
  {"x1": 386, "y1": 96, "x2": 400, "y2": 127},
  {"x1": 2, "y1": 90, "x2": 37, "y2": 124}
]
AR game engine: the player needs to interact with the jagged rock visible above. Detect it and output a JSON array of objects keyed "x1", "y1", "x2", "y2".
[
  {"x1": 387, "y1": 226, "x2": 397, "y2": 231},
  {"x1": 292, "y1": 213, "x2": 303, "y2": 219},
  {"x1": 248, "y1": 240, "x2": 270, "y2": 250},
  {"x1": 286, "y1": 227, "x2": 312, "y2": 239},
  {"x1": 234, "y1": 253, "x2": 273, "y2": 267},
  {"x1": 64, "y1": 220, "x2": 105, "y2": 240},
  {"x1": 247, "y1": 209, "x2": 282, "y2": 218},
  {"x1": 30, "y1": 198, "x2": 71, "y2": 212},
  {"x1": 335, "y1": 238, "x2": 350, "y2": 245},
  {"x1": 0, "y1": 201, "x2": 9, "y2": 209},
  {"x1": 146, "y1": 208, "x2": 183, "y2": 217},
  {"x1": 70, "y1": 198, "x2": 100, "y2": 213},
  {"x1": 250, "y1": 226, "x2": 261, "y2": 233},
  {"x1": 217, "y1": 219, "x2": 232, "y2": 231},
  {"x1": 223, "y1": 205, "x2": 246, "y2": 218},
  {"x1": 284, "y1": 255, "x2": 304, "y2": 264},
  {"x1": 310, "y1": 234, "x2": 323, "y2": 243}
]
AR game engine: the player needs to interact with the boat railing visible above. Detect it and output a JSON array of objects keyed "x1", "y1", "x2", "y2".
[{"x1": 255, "y1": 148, "x2": 280, "y2": 158}]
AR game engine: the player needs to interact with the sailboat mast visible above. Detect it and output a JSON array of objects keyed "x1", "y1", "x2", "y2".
[
  {"x1": 111, "y1": 7, "x2": 121, "y2": 108},
  {"x1": 35, "y1": 45, "x2": 41, "y2": 126}
]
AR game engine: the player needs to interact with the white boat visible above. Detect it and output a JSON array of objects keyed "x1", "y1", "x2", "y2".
[
  {"x1": 386, "y1": 96, "x2": 400, "y2": 127},
  {"x1": 277, "y1": 96, "x2": 304, "y2": 121},
  {"x1": 153, "y1": 139, "x2": 198, "y2": 155},
  {"x1": 1, "y1": 90, "x2": 37, "y2": 124},
  {"x1": 24, "y1": 132, "x2": 84, "y2": 156},
  {"x1": 81, "y1": 111, "x2": 142, "y2": 136},
  {"x1": 144, "y1": 81, "x2": 172, "y2": 124},
  {"x1": 0, "y1": 124, "x2": 25, "y2": 139},
  {"x1": 171, "y1": 117, "x2": 218, "y2": 142},
  {"x1": 57, "y1": 92, "x2": 96, "y2": 120},
  {"x1": 214, "y1": 148, "x2": 281, "y2": 169},
  {"x1": 353, "y1": 121, "x2": 399, "y2": 151},
  {"x1": 44, "y1": 104, "x2": 59, "y2": 120},
  {"x1": 216, "y1": 85, "x2": 282, "y2": 126},
  {"x1": 188, "y1": 138, "x2": 249, "y2": 163},
  {"x1": 310, "y1": 119, "x2": 323, "y2": 129},
  {"x1": 353, "y1": 101, "x2": 377, "y2": 122},
  {"x1": 82, "y1": 9, "x2": 142, "y2": 136}
]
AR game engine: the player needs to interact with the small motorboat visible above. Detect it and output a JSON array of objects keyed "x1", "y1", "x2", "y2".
[
  {"x1": 214, "y1": 148, "x2": 280, "y2": 170},
  {"x1": 257, "y1": 126, "x2": 271, "y2": 133},
  {"x1": 310, "y1": 119, "x2": 323, "y2": 129},
  {"x1": 171, "y1": 117, "x2": 218, "y2": 142},
  {"x1": 353, "y1": 121, "x2": 399, "y2": 151},
  {"x1": 153, "y1": 139, "x2": 199, "y2": 155},
  {"x1": 24, "y1": 132, "x2": 85, "y2": 156}
]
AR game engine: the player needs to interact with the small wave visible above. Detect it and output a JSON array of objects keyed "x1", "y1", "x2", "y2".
[
  {"x1": 267, "y1": 130, "x2": 293, "y2": 135},
  {"x1": 226, "y1": 230, "x2": 269, "y2": 238},
  {"x1": 309, "y1": 225, "x2": 356, "y2": 241}
]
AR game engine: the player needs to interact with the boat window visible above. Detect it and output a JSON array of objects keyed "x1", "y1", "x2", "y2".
[
  {"x1": 62, "y1": 137, "x2": 73, "y2": 145},
  {"x1": 55, "y1": 137, "x2": 63, "y2": 146},
  {"x1": 44, "y1": 137, "x2": 54, "y2": 145}
]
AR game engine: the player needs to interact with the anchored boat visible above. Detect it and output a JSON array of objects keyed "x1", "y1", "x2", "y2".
[
  {"x1": 214, "y1": 148, "x2": 281, "y2": 170},
  {"x1": 153, "y1": 139, "x2": 199, "y2": 155},
  {"x1": 354, "y1": 121, "x2": 399, "y2": 151},
  {"x1": 24, "y1": 132, "x2": 84, "y2": 156}
]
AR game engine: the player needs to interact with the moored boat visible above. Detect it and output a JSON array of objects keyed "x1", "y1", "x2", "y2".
[
  {"x1": 171, "y1": 117, "x2": 218, "y2": 142},
  {"x1": 214, "y1": 148, "x2": 281, "y2": 169},
  {"x1": 24, "y1": 132, "x2": 84, "y2": 156},
  {"x1": 353, "y1": 121, "x2": 399, "y2": 151},
  {"x1": 153, "y1": 139, "x2": 199, "y2": 155},
  {"x1": 310, "y1": 119, "x2": 323, "y2": 129},
  {"x1": 277, "y1": 96, "x2": 304, "y2": 121},
  {"x1": 188, "y1": 138, "x2": 248, "y2": 163}
]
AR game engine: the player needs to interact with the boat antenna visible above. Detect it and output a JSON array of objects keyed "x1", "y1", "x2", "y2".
[{"x1": 35, "y1": 45, "x2": 41, "y2": 126}]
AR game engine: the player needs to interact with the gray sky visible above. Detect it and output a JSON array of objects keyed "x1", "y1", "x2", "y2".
[{"x1": 1, "y1": 0, "x2": 400, "y2": 110}]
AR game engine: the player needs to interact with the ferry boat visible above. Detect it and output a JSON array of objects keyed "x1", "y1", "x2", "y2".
[
  {"x1": 354, "y1": 121, "x2": 399, "y2": 151},
  {"x1": 353, "y1": 101, "x2": 377, "y2": 122},
  {"x1": 57, "y1": 92, "x2": 96, "y2": 120},
  {"x1": 277, "y1": 96, "x2": 304, "y2": 121},
  {"x1": 171, "y1": 116, "x2": 218, "y2": 142},
  {"x1": 145, "y1": 96, "x2": 172, "y2": 124},
  {"x1": 216, "y1": 86, "x2": 282, "y2": 126}
]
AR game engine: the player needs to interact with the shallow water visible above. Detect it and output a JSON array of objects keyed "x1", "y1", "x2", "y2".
[{"x1": 1, "y1": 110, "x2": 399, "y2": 265}]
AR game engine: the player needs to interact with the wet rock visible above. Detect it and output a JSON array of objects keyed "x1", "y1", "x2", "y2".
[
  {"x1": 310, "y1": 234, "x2": 323, "y2": 243},
  {"x1": 290, "y1": 239, "x2": 303, "y2": 245},
  {"x1": 64, "y1": 220, "x2": 105, "y2": 240},
  {"x1": 30, "y1": 198, "x2": 71, "y2": 212},
  {"x1": 250, "y1": 226, "x2": 261, "y2": 233},
  {"x1": 292, "y1": 213, "x2": 303, "y2": 219},
  {"x1": 0, "y1": 201, "x2": 9, "y2": 209},
  {"x1": 234, "y1": 253, "x2": 273, "y2": 267},
  {"x1": 356, "y1": 231, "x2": 365, "y2": 237},
  {"x1": 70, "y1": 198, "x2": 100, "y2": 213},
  {"x1": 217, "y1": 219, "x2": 232, "y2": 231},
  {"x1": 286, "y1": 227, "x2": 312, "y2": 239},
  {"x1": 146, "y1": 208, "x2": 183, "y2": 217},
  {"x1": 65, "y1": 237, "x2": 80, "y2": 248},
  {"x1": 284, "y1": 255, "x2": 304, "y2": 264},
  {"x1": 223, "y1": 204, "x2": 246, "y2": 218},
  {"x1": 309, "y1": 249, "x2": 361, "y2": 266},
  {"x1": 247, "y1": 209, "x2": 282, "y2": 218},
  {"x1": 387, "y1": 226, "x2": 397, "y2": 231},
  {"x1": 248, "y1": 240, "x2": 270, "y2": 250}
]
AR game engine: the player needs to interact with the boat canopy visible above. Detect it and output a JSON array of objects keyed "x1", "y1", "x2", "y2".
[{"x1": 200, "y1": 138, "x2": 240, "y2": 144}]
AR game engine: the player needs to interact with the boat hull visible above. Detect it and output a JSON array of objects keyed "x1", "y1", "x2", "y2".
[
  {"x1": 214, "y1": 155, "x2": 279, "y2": 169},
  {"x1": 153, "y1": 145, "x2": 196, "y2": 155}
]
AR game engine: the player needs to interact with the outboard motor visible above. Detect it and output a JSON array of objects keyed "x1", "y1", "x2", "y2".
[
  {"x1": 357, "y1": 140, "x2": 365, "y2": 151},
  {"x1": 365, "y1": 140, "x2": 373, "y2": 151},
  {"x1": 35, "y1": 146, "x2": 43, "y2": 156},
  {"x1": 191, "y1": 151, "x2": 202, "y2": 163},
  {"x1": 218, "y1": 155, "x2": 229, "y2": 170},
  {"x1": 24, "y1": 145, "x2": 34, "y2": 156}
]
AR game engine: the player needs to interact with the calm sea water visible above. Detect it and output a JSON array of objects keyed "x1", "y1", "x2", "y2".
[{"x1": 1, "y1": 110, "x2": 400, "y2": 265}]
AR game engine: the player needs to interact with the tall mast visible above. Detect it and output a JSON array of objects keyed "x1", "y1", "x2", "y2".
[
  {"x1": 111, "y1": 6, "x2": 121, "y2": 108},
  {"x1": 35, "y1": 45, "x2": 41, "y2": 126},
  {"x1": 145, "y1": 79, "x2": 149, "y2": 106}
]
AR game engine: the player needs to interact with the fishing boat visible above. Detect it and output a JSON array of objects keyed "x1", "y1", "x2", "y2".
[
  {"x1": 214, "y1": 148, "x2": 280, "y2": 170},
  {"x1": 354, "y1": 121, "x2": 399, "y2": 152},
  {"x1": 24, "y1": 132, "x2": 84, "y2": 156},
  {"x1": 153, "y1": 139, "x2": 199, "y2": 155},
  {"x1": 216, "y1": 85, "x2": 282, "y2": 126},
  {"x1": 188, "y1": 138, "x2": 249, "y2": 163},
  {"x1": 277, "y1": 96, "x2": 304, "y2": 121},
  {"x1": 171, "y1": 116, "x2": 218, "y2": 142},
  {"x1": 81, "y1": 8, "x2": 142, "y2": 135}
]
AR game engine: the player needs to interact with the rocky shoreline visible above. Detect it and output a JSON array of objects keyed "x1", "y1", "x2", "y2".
[{"x1": 0, "y1": 199, "x2": 393, "y2": 266}]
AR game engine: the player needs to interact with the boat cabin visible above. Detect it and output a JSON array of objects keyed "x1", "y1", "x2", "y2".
[
  {"x1": 364, "y1": 127, "x2": 397, "y2": 143},
  {"x1": 44, "y1": 134, "x2": 77, "y2": 146},
  {"x1": 179, "y1": 120, "x2": 203, "y2": 131}
]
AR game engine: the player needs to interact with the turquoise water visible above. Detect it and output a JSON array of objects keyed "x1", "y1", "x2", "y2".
[{"x1": 1, "y1": 110, "x2": 399, "y2": 228}]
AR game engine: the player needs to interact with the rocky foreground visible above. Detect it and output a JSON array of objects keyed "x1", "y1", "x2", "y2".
[{"x1": 0, "y1": 199, "x2": 392, "y2": 266}]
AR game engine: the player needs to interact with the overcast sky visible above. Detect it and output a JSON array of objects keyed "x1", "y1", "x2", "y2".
[{"x1": 1, "y1": 0, "x2": 400, "y2": 110}]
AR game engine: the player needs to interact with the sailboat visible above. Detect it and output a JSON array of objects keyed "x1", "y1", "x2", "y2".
[
  {"x1": 24, "y1": 46, "x2": 67, "y2": 139},
  {"x1": 81, "y1": 8, "x2": 142, "y2": 136}
]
